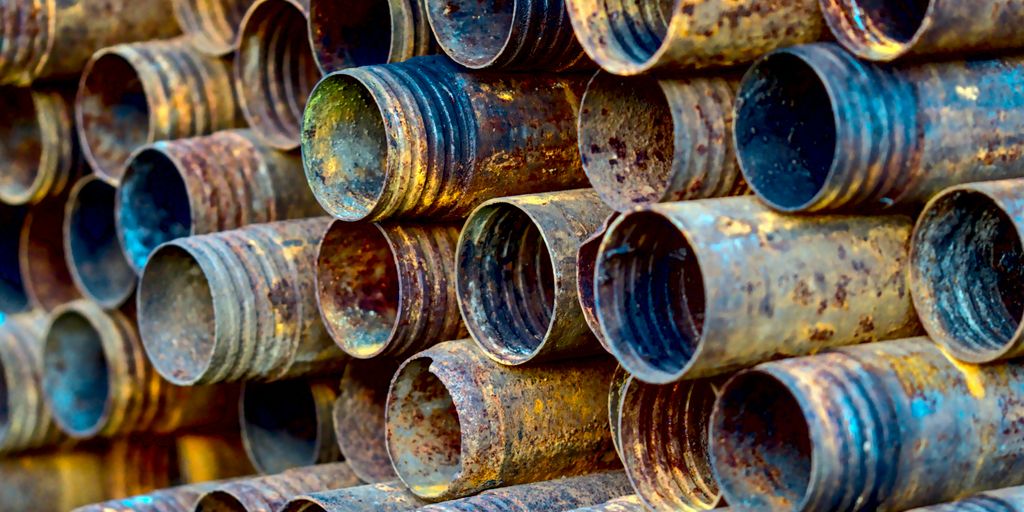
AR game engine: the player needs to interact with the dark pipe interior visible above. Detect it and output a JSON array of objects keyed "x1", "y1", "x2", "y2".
[
  {"x1": 119, "y1": 149, "x2": 192, "y2": 270},
  {"x1": 78, "y1": 54, "x2": 149, "y2": 177},
  {"x1": 43, "y1": 311, "x2": 110, "y2": 434},
  {"x1": 310, "y1": 0, "x2": 391, "y2": 72},
  {"x1": 68, "y1": 179, "x2": 135, "y2": 304},
  {"x1": 0, "y1": 88, "x2": 42, "y2": 199},
  {"x1": 242, "y1": 380, "x2": 320, "y2": 474},
  {"x1": 0, "y1": 205, "x2": 28, "y2": 313},
  {"x1": 844, "y1": 0, "x2": 931, "y2": 44},
  {"x1": 426, "y1": 0, "x2": 513, "y2": 67},
  {"x1": 195, "y1": 491, "x2": 249, "y2": 512},
  {"x1": 600, "y1": 0, "x2": 675, "y2": 66}
]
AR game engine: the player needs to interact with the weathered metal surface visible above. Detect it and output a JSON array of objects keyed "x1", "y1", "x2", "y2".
[
  {"x1": 0, "y1": 203, "x2": 29, "y2": 313},
  {"x1": 281, "y1": 481, "x2": 427, "y2": 512},
  {"x1": 0, "y1": 0, "x2": 181, "y2": 85},
  {"x1": 309, "y1": 0, "x2": 436, "y2": 74},
  {"x1": 21, "y1": 194, "x2": 83, "y2": 311},
  {"x1": 579, "y1": 72, "x2": 745, "y2": 212},
  {"x1": 607, "y1": 364, "x2": 629, "y2": 461},
  {"x1": 193, "y1": 463, "x2": 362, "y2": 512},
  {"x1": 386, "y1": 339, "x2": 619, "y2": 501},
  {"x1": 564, "y1": 0, "x2": 824, "y2": 75},
  {"x1": 711, "y1": 338, "x2": 1024, "y2": 511},
  {"x1": 457, "y1": 189, "x2": 611, "y2": 365},
  {"x1": 0, "y1": 448, "x2": 113, "y2": 511},
  {"x1": 821, "y1": 0, "x2": 1024, "y2": 62},
  {"x1": 65, "y1": 175, "x2": 137, "y2": 309},
  {"x1": 907, "y1": 486, "x2": 1024, "y2": 511},
  {"x1": 735, "y1": 43, "x2": 1024, "y2": 213},
  {"x1": 417, "y1": 471, "x2": 634, "y2": 511},
  {"x1": 0, "y1": 87, "x2": 80, "y2": 205},
  {"x1": 176, "y1": 432, "x2": 257, "y2": 483},
  {"x1": 73, "y1": 480, "x2": 232, "y2": 512},
  {"x1": 235, "y1": 0, "x2": 320, "y2": 150},
  {"x1": 333, "y1": 360, "x2": 398, "y2": 483},
  {"x1": 568, "y1": 495, "x2": 647, "y2": 512},
  {"x1": 595, "y1": 195, "x2": 921, "y2": 384},
  {"x1": 578, "y1": 213, "x2": 618, "y2": 354},
  {"x1": 75, "y1": 37, "x2": 239, "y2": 182},
  {"x1": 317, "y1": 220, "x2": 464, "y2": 360},
  {"x1": 42, "y1": 300, "x2": 239, "y2": 438},
  {"x1": 0, "y1": 311, "x2": 64, "y2": 454},
  {"x1": 241, "y1": 379, "x2": 341, "y2": 475},
  {"x1": 118, "y1": 129, "x2": 323, "y2": 273},
  {"x1": 301, "y1": 56, "x2": 589, "y2": 222},
  {"x1": 137, "y1": 218, "x2": 345, "y2": 385},
  {"x1": 424, "y1": 0, "x2": 589, "y2": 70},
  {"x1": 172, "y1": 0, "x2": 257, "y2": 56}
]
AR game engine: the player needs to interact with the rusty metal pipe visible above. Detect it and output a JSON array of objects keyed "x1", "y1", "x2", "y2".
[
  {"x1": 74, "y1": 481, "x2": 234, "y2": 512},
  {"x1": 65, "y1": 176, "x2": 136, "y2": 309},
  {"x1": 417, "y1": 471, "x2": 634, "y2": 511},
  {"x1": 0, "y1": 204, "x2": 30, "y2": 313},
  {"x1": 735, "y1": 43, "x2": 1024, "y2": 213},
  {"x1": 176, "y1": 432, "x2": 258, "y2": 483},
  {"x1": 193, "y1": 463, "x2": 362, "y2": 512},
  {"x1": 308, "y1": 0, "x2": 435, "y2": 74},
  {"x1": 76, "y1": 37, "x2": 239, "y2": 182},
  {"x1": 0, "y1": 87, "x2": 79, "y2": 205},
  {"x1": 241, "y1": 379, "x2": 340, "y2": 475},
  {"x1": 118, "y1": 129, "x2": 323, "y2": 273},
  {"x1": 711, "y1": 338, "x2": 1024, "y2": 511},
  {"x1": 21, "y1": 195, "x2": 82, "y2": 311},
  {"x1": 578, "y1": 213, "x2": 618, "y2": 354},
  {"x1": 138, "y1": 218, "x2": 345, "y2": 385},
  {"x1": 907, "y1": 486, "x2": 1024, "y2": 511},
  {"x1": 386, "y1": 340, "x2": 618, "y2": 501},
  {"x1": 281, "y1": 481, "x2": 427, "y2": 512},
  {"x1": 301, "y1": 56, "x2": 589, "y2": 221},
  {"x1": 317, "y1": 220, "x2": 464, "y2": 360},
  {"x1": 595, "y1": 195, "x2": 920, "y2": 383},
  {"x1": 607, "y1": 364, "x2": 628, "y2": 460},
  {"x1": 172, "y1": 0, "x2": 257, "y2": 56},
  {"x1": 0, "y1": 312, "x2": 64, "y2": 454},
  {"x1": 579, "y1": 72, "x2": 745, "y2": 212},
  {"x1": 457, "y1": 189, "x2": 611, "y2": 365},
  {"x1": 568, "y1": 495, "x2": 647, "y2": 512},
  {"x1": 333, "y1": 361, "x2": 398, "y2": 483}
]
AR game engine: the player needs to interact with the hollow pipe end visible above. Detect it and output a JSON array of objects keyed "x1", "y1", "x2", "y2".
[
  {"x1": 65, "y1": 176, "x2": 137, "y2": 309},
  {"x1": 817, "y1": 0, "x2": 934, "y2": 62}
]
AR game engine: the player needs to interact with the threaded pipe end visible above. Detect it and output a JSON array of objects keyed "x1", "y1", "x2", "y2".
[
  {"x1": 819, "y1": 0, "x2": 932, "y2": 62},
  {"x1": 0, "y1": 0, "x2": 54, "y2": 86},
  {"x1": 172, "y1": 0, "x2": 253, "y2": 56}
]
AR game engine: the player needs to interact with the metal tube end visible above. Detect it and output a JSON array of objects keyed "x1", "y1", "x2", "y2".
[
  {"x1": 118, "y1": 147, "x2": 193, "y2": 273},
  {"x1": 241, "y1": 379, "x2": 340, "y2": 475},
  {"x1": 308, "y1": 0, "x2": 394, "y2": 73},
  {"x1": 819, "y1": 0, "x2": 931, "y2": 61},
  {"x1": 65, "y1": 176, "x2": 136, "y2": 308}
]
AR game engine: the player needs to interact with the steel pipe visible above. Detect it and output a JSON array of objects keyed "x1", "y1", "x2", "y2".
[
  {"x1": 908, "y1": 486, "x2": 1024, "y2": 511},
  {"x1": 417, "y1": 472, "x2": 634, "y2": 511},
  {"x1": 21, "y1": 195, "x2": 82, "y2": 311},
  {"x1": 0, "y1": 87, "x2": 80, "y2": 205},
  {"x1": 308, "y1": 0, "x2": 435, "y2": 74},
  {"x1": 577, "y1": 213, "x2": 618, "y2": 354},
  {"x1": 0, "y1": 312, "x2": 63, "y2": 454},
  {"x1": 0, "y1": 204, "x2": 29, "y2": 313},
  {"x1": 241, "y1": 379, "x2": 340, "y2": 475},
  {"x1": 281, "y1": 481, "x2": 427, "y2": 512},
  {"x1": 193, "y1": 463, "x2": 362, "y2": 512},
  {"x1": 172, "y1": 0, "x2": 257, "y2": 55},
  {"x1": 176, "y1": 433, "x2": 257, "y2": 483},
  {"x1": 568, "y1": 495, "x2": 647, "y2": 512},
  {"x1": 65, "y1": 176, "x2": 136, "y2": 309},
  {"x1": 333, "y1": 361, "x2": 398, "y2": 483},
  {"x1": 73, "y1": 481, "x2": 232, "y2": 512}
]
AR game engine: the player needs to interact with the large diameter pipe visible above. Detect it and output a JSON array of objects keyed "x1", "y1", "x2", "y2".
[
  {"x1": 0, "y1": 87, "x2": 80, "y2": 205},
  {"x1": 241, "y1": 379, "x2": 340, "y2": 475},
  {"x1": 595, "y1": 195, "x2": 921, "y2": 384},
  {"x1": 65, "y1": 176, "x2": 137, "y2": 309},
  {"x1": 735, "y1": 43, "x2": 1024, "y2": 213},
  {"x1": 281, "y1": 481, "x2": 427, "y2": 512},
  {"x1": 21, "y1": 194, "x2": 83, "y2": 311},
  {"x1": 333, "y1": 361, "x2": 398, "y2": 483},
  {"x1": 308, "y1": 0, "x2": 436, "y2": 74},
  {"x1": 386, "y1": 339, "x2": 619, "y2": 501},
  {"x1": 301, "y1": 56, "x2": 589, "y2": 222},
  {"x1": 193, "y1": 463, "x2": 362, "y2": 512},
  {"x1": 710, "y1": 338, "x2": 1024, "y2": 511},
  {"x1": 417, "y1": 471, "x2": 634, "y2": 511},
  {"x1": 0, "y1": 312, "x2": 64, "y2": 454},
  {"x1": 0, "y1": 205, "x2": 30, "y2": 313},
  {"x1": 172, "y1": 0, "x2": 257, "y2": 56},
  {"x1": 907, "y1": 486, "x2": 1024, "y2": 511}
]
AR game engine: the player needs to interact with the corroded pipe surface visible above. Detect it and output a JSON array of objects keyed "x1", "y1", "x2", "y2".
[
  {"x1": 386, "y1": 340, "x2": 618, "y2": 501},
  {"x1": 21, "y1": 195, "x2": 82, "y2": 311},
  {"x1": 0, "y1": 312, "x2": 64, "y2": 454},
  {"x1": 608, "y1": 365, "x2": 628, "y2": 461},
  {"x1": 177, "y1": 432, "x2": 257, "y2": 483},
  {"x1": 418, "y1": 471, "x2": 634, "y2": 511},
  {"x1": 334, "y1": 360, "x2": 398, "y2": 483},
  {"x1": 579, "y1": 72, "x2": 745, "y2": 212},
  {"x1": 568, "y1": 495, "x2": 647, "y2": 512},
  {"x1": 735, "y1": 43, "x2": 1024, "y2": 213},
  {"x1": 457, "y1": 189, "x2": 611, "y2": 365},
  {"x1": 241, "y1": 379, "x2": 340, "y2": 475},
  {"x1": 564, "y1": 0, "x2": 824, "y2": 75},
  {"x1": 172, "y1": 0, "x2": 257, "y2": 55},
  {"x1": 0, "y1": 448, "x2": 112, "y2": 511},
  {"x1": 308, "y1": 0, "x2": 435, "y2": 74},
  {"x1": 73, "y1": 481, "x2": 232, "y2": 512},
  {"x1": 138, "y1": 218, "x2": 345, "y2": 385},
  {"x1": 908, "y1": 486, "x2": 1024, "y2": 511},
  {"x1": 578, "y1": 213, "x2": 618, "y2": 354},
  {"x1": 65, "y1": 176, "x2": 136, "y2": 309},
  {"x1": 595, "y1": 196, "x2": 920, "y2": 384},
  {"x1": 301, "y1": 56, "x2": 589, "y2": 221},
  {"x1": 75, "y1": 37, "x2": 239, "y2": 182},
  {"x1": 0, "y1": 204, "x2": 30, "y2": 313},
  {"x1": 281, "y1": 481, "x2": 427, "y2": 512},
  {"x1": 118, "y1": 129, "x2": 323, "y2": 273},
  {"x1": 711, "y1": 338, "x2": 1024, "y2": 511},
  {"x1": 317, "y1": 220, "x2": 464, "y2": 360},
  {"x1": 0, "y1": 87, "x2": 79, "y2": 205},
  {"x1": 193, "y1": 463, "x2": 362, "y2": 512}
]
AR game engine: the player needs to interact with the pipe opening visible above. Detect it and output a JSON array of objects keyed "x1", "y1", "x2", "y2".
[
  {"x1": 583, "y1": 0, "x2": 675, "y2": 68},
  {"x1": 195, "y1": 491, "x2": 249, "y2": 512},
  {"x1": 242, "y1": 380, "x2": 322, "y2": 474},
  {"x1": 334, "y1": 361, "x2": 395, "y2": 483},
  {"x1": 0, "y1": 88, "x2": 42, "y2": 201},
  {"x1": 77, "y1": 53, "x2": 150, "y2": 179},
  {"x1": 735, "y1": 53, "x2": 837, "y2": 211},
  {"x1": 174, "y1": 0, "x2": 251, "y2": 54},
  {"x1": 596, "y1": 211, "x2": 704, "y2": 382},
  {"x1": 309, "y1": 0, "x2": 392, "y2": 73},
  {"x1": 42, "y1": 310, "x2": 110, "y2": 436},
  {"x1": 119, "y1": 149, "x2": 193, "y2": 271},
  {"x1": 387, "y1": 358, "x2": 462, "y2": 498},
  {"x1": 301, "y1": 74, "x2": 387, "y2": 221},
  {"x1": 426, "y1": 0, "x2": 513, "y2": 68},
  {"x1": 67, "y1": 179, "x2": 135, "y2": 306},
  {"x1": 281, "y1": 500, "x2": 326, "y2": 512},
  {"x1": 22, "y1": 205, "x2": 79, "y2": 310},
  {"x1": 0, "y1": 206, "x2": 28, "y2": 313},
  {"x1": 827, "y1": 0, "x2": 931, "y2": 56}
]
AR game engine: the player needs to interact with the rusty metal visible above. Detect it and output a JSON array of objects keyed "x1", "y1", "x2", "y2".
[
  {"x1": 0, "y1": 204, "x2": 29, "y2": 313},
  {"x1": 578, "y1": 213, "x2": 618, "y2": 353},
  {"x1": 137, "y1": 218, "x2": 345, "y2": 385},
  {"x1": 176, "y1": 432, "x2": 257, "y2": 483},
  {"x1": 564, "y1": 0, "x2": 824, "y2": 75},
  {"x1": 711, "y1": 338, "x2": 1024, "y2": 510},
  {"x1": 595, "y1": 195, "x2": 921, "y2": 384},
  {"x1": 317, "y1": 220, "x2": 464, "y2": 360},
  {"x1": 73, "y1": 481, "x2": 232, "y2": 512},
  {"x1": 386, "y1": 339, "x2": 618, "y2": 501},
  {"x1": 417, "y1": 471, "x2": 634, "y2": 511},
  {"x1": 308, "y1": 0, "x2": 436, "y2": 74},
  {"x1": 907, "y1": 486, "x2": 1024, "y2": 511},
  {"x1": 608, "y1": 364, "x2": 628, "y2": 461},
  {"x1": 0, "y1": 87, "x2": 80, "y2": 205},
  {"x1": 578, "y1": 71, "x2": 746, "y2": 212},
  {"x1": 334, "y1": 360, "x2": 398, "y2": 483},
  {"x1": 0, "y1": 0, "x2": 181, "y2": 85},
  {"x1": 235, "y1": 0, "x2": 320, "y2": 150},
  {"x1": 424, "y1": 0, "x2": 588, "y2": 70},
  {"x1": 241, "y1": 379, "x2": 341, "y2": 475},
  {"x1": 65, "y1": 176, "x2": 137, "y2": 309},
  {"x1": 172, "y1": 0, "x2": 257, "y2": 55},
  {"x1": 193, "y1": 463, "x2": 362, "y2": 512},
  {"x1": 568, "y1": 495, "x2": 647, "y2": 512},
  {"x1": 735, "y1": 43, "x2": 1024, "y2": 213},
  {"x1": 118, "y1": 129, "x2": 323, "y2": 273},
  {"x1": 301, "y1": 56, "x2": 589, "y2": 221},
  {"x1": 0, "y1": 311, "x2": 64, "y2": 454},
  {"x1": 457, "y1": 189, "x2": 611, "y2": 365},
  {"x1": 281, "y1": 481, "x2": 428, "y2": 512},
  {"x1": 75, "y1": 37, "x2": 239, "y2": 182},
  {"x1": 21, "y1": 194, "x2": 82, "y2": 311}
]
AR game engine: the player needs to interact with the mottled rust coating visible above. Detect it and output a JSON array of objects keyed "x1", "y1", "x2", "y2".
[
  {"x1": 194, "y1": 463, "x2": 362, "y2": 512},
  {"x1": 607, "y1": 364, "x2": 629, "y2": 460},
  {"x1": 21, "y1": 194, "x2": 82, "y2": 311},
  {"x1": 317, "y1": 220, "x2": 464, "y2": 360},
  {"x1": 241, "y1": 379, "x2": 340, "y2": 475},
  {"x1": 301, "y1": 56, "x2": 589, "y2": 221},
  {"x1": 73, "y1": 481, "x2": 232, "y2": 512},
  {"x1": 0, "y1": 312, "x2": 64, "y2": 454},
  {"x1": 386, "y1": 340, "x2": 619, "y2": 501},
  {"x1": 418, "y1": 471, "x2": 634, "y2": 511},
  {"x1": 333, "y1": 360, "x2": 398, "y2": 483},
  {"x1": 736, "y1": 43, "x2": 1024, "y2": 213},
  {"x1": 235, "y1": 0, "x2": 320, "y2": 150},
  {"x1": 118, "y1": 130, "x2": 323, "y2": 273},
  {"x1": 579, "y1": 72, "x2": 745, "y2": 212},
  {"x1": 281, "y1": 481, "x2": 427, "y2": 512},
  {"x1": 75, "y1": 37, "x2": 239, "y2": 182},
  {"x1": 138, "y1": 218, "x2": 345, "y2": 385},
  {"x1": 173, "y1": 0, "x2": 257, "y2": 55},
  {"x1": 596, "y1": 195, "x2": 920, "y2": 384},
  {"x1": 65, "y1": 176, "x2": 136, "y2": 309},
  {"x1": 568, "y1": 495, "x2": 647, "y2": 512},
  {"x1": 711, "y1": 338, "x2": 1024, "y2": 511},
  {"x1": 565, "y1": 0, "x2": 824, "y2": 75},
  {"x1": 457, "y1": 190, "x2": 611, "y2": 365},
  {"x1": 0, "y1": 204, "x2": 29, "y2": 313},
  {"x1": 908, "y1": 486, "x2": 1024, "y2": 511},
  {"x1": 0, "y1": 87, "x2": 80, "y2": 205},
  {"x1": 578, "y1": 213, "x2": 618, "y2": 354},
  {"x1": 309, "y1": 0, "x2": 436, "y2": 74},
  {"x1": 176, "y1": 432, "x2": 257, "y2": 483},
  {"x1": 0, "y1": 0, "x2": 181, "y2": 85}
]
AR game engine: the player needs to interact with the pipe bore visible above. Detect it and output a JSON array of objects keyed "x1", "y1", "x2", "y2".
[
  {"x1": 76, "y1": 54, "x2": 151, "y2": 182},
  {"x1": 240, "y1": 379, "x2": 339, "y2": 475},
  {"x1": 21, "y1": 197, "x2": 82, "y2": 310},
  {"x1": 820, "y1": 0, "x2": 932, "y2": 60},
  {"x1": 0, "y1": 205, "x2": 29, "y2": 313},
  {"x1": 65, "y1": 176, "x2": 136, "y2": 308},
  {"x1": 196, "y1": 491, "x2": 249, "y2": 512},
  {"x1": 42, "y1": 309, "x2": 112, "y2": 437},
  {"x1": 333, "y1": 361, "x2": 398, "y2": 483},
  {"x1": 309, "y1": 0, "x2": 419, "y2": 73},
  {"x1": 118, "y1": 149, "x2": 193, "y2": 271}
]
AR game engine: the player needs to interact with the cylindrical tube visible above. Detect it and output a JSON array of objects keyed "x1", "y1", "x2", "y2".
[
  {"x1": 568, "y1": 495, "x2": 647, "y2": 512},
  {"x1": 578, "y1": 72, "x2": 745, "y2": 212},
  {"x1": 241, "y1": 379, "x2": 340, "y2": 475},
  {"x1": 735, "y1": 43, "x2": 1024, "y2": 213},
  {"x1": 417, "y1": 471, "x2": 634, "y2": 511},
  {"x1": 0, "y1": 87, "x2": 79, "y2": 205},
  {"x1": 76, "y1": 37, "x2": 239, "y2": 182},
  {"x1": 907, "y1": 486, "x2": 1024, "y2": 511},
  {"x1": 118, "y1": 129, "x2": 323, "y2": 273},
  {"x1": 21, "y1": 195, "x2": 82, "y2": 311},
  {"x1": 457, "y1": 189, "x2": 612, "y2": 365},
  {"x1": 334, "y1": 360, "x2": 398, "y2": 483},
  {"x1": 301, "y1": 56, "x2": 589, "y2": 221},
  {"x1": 138, "y1": 218, "x2": 345, "y2": 385},
  {"x1": 608, "y1": 365, "x2": 628, "y2": 460},
  {"x1": 73, "y1": 480, "x2": 231, "y2": 512},
  {"x1": 0, "y1": 0, "x2": 181, "y2": 86},
  {"x1": 235, "y1": 0, "x2": 320, "y2": 150},
  {"x1": 564, "y1": 0, "x2": 824, "y2": 75},
  {"x1": 386, "y1": 340, "x2": 618, "y2": 501},
  {"x1": 578, "y1": 213, "x2": 618, "y2": 354},
  {"x1": 0, "y1": 204, "x2": 30, "y2": 313},
  {"x1": 0, "y1": 312, "x2": 64, "y2": 454},
  {"x1": 711, "y1": 338, "x2": 1024, "y2": 511},
  {"x1": 281, "y1": 481, "x2": 427, "y2": 512},
  {"x1": 193, "y1": 463, "x2": 362, "y2": 512},
  {"x1": 172, "y1": 0, "x2": 257, "y2": 56},
  {"x1": 176, "y1": 432, "x2": 257, "y2": 483},
  {"x1": 596, "y1": 195, "x2": 921, "y2": 383},
  {"x1": 316, "y1": 220, "x2": 464, "y2": 360},
  {"x1": 65, "y1": 176, "x2": 137, "y2": 309},
  {"x1": 308, "y1": 0, "x2": 435, "y2": 74}
]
